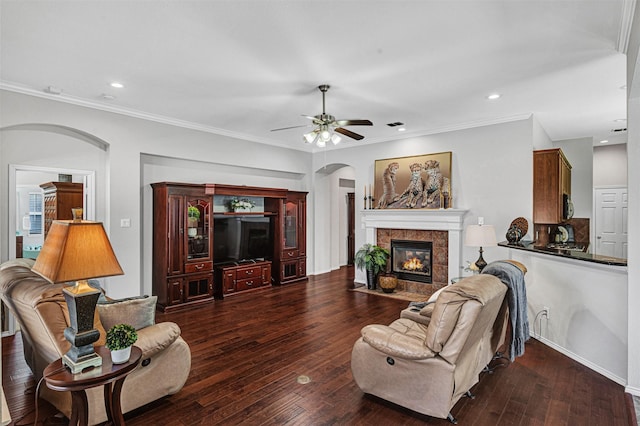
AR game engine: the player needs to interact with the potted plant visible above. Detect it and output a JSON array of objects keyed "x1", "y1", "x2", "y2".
[
  {"x1": 229, "y1": 197, "x2": 255, "y2": 213},
  {"x1": 355, "y1": 243, "x2": 390, "y2": 290},
  {"x1": 187, "y1": 205, "x2": 200, "y2": 236},
  {"x1": 106, "y1": 323, "x2": 138, "y2": 364}
]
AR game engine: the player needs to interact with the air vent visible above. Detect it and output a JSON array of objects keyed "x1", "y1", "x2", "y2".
[
  {"x1": 611, "y1": 128, "x2": 627, "y2": 133},
  {"x1": 387, "y1": 122, "x2": 404, "y2": 127}
]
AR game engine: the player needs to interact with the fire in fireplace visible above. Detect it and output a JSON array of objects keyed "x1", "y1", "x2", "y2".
[{"x1": 391, "y1": 239, "x2": 433, "y2": 283}]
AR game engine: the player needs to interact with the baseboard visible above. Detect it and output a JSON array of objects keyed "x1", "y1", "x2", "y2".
[{"x1": 531, "y1": 335, "x2": 627, "y2": 386}]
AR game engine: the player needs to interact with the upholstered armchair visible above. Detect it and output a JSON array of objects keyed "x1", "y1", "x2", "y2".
[
  {"x1": 0, "y1": 259, "x2": 191, "y2": 425},
  {"x1": 351, "y1": 274, "x2": 509, "y2": 423}
]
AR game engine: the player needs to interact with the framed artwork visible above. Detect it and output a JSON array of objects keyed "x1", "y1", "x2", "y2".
[{"x1": 374, "y1": 151, "x2": 452, "y2": 209}]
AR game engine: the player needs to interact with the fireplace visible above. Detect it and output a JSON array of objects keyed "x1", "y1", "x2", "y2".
[
  {"x1": 391, "y1": 239, "x2": 433, "y2": 283},
  {"x1": 361, "y1": 208, "x2": 468, "y2": 292}
]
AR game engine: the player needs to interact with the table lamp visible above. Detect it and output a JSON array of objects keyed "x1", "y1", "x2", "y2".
[
  {"x1": 32, "y1": 220, "x2": 123, "y2": 373},
  {"x1": 464, "y1": 223, "x2": 497, "y2": 272}
]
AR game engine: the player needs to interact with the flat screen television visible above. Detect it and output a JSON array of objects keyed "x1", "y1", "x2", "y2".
[{"x1": 213, "y1": 215, "x2": 273, "y2": 265}]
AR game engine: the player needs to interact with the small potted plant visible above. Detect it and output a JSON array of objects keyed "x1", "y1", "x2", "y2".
[
  {"x1": 106, "y1": 323, "x2": 138, "y2": 364},
  {"x1": 229, "y1": 197, "x2": 255, "y2": 213},
  {"x1": 187, "y1": 205, "x2": 200, "y2": 236},
  {"x1": 355, "y1": 243, "x2": 390, "y2": 290}
]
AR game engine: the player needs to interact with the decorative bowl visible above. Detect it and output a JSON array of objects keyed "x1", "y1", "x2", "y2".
[{"x1": 378, "y1": 274, "x2": 398, "y2": 293}]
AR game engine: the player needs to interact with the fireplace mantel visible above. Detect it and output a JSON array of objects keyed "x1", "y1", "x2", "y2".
[{"x1": 361, "y1": 209, "x2": 469, "y2": 283}]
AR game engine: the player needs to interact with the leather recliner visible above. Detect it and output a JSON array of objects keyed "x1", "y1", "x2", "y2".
[
  {"x1": 0, "y1": 259, "x2": 191, "y2": 425},
  {"x1": 351, "y1": 274, "x2": 509, "y2": 423}
]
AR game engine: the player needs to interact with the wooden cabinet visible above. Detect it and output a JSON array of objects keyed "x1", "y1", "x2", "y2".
[
  {"x1": 276, "y1": 191, "x2": 308, "y2": 284},
  {"x1": 533, "y1": 148, "x2": 572, "y2": 224},
  {"x1": 40, "y1": 182, "x2": 83, "y2": 237},
  {"x1": 152, "y1": 182, "x2": 214, "y2": 312},
  {"x1": 215, "y1": 260, "x2": 272, "y2": 296}
]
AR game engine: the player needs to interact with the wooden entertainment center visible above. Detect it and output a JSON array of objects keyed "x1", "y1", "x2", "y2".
[{"x1": 151, "y1": 182, "x2": 308, "y2": 311}]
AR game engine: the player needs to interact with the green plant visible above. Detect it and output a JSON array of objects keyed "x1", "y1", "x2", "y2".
[
  {"x1": 354, "y1": 243, "x2": 390, "y2": 275},
  {"x1": 187, "y1": 205, "x2": 200, "y2": 219},
  {"x1": 105, "y1": 324, "x2": 138, "y2": 351}
]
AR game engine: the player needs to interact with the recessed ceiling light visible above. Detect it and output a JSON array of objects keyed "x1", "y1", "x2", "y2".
[
  {"x1": 397, "y1": 127, "x2": 406, "y2": 132},
  {"x1": 487, "y1": 93, "x2": 501, "y2": 100},
  {"x1": 614, "y1": 118, "x2": 626, "y2": 122},
  {"x1": 110, "y1": 82, "x2": 124, "y2": 88},
  {"x1": 600, "y1": 140, "x2": 609, "y2": 144}
]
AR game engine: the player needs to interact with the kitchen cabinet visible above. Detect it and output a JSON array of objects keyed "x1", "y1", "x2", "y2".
[{"x1": 533, "y1": 148, "x2": 572, "y2": 224}]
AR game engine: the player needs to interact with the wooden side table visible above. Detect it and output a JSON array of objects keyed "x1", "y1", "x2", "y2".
[{"x1": 43, "y1": 345, "x2": 142, "y2": 426}]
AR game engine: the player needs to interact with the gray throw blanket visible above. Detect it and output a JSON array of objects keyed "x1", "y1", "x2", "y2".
[{"x1": 482, "y1": 261, "x2": 529, "y2": 360}]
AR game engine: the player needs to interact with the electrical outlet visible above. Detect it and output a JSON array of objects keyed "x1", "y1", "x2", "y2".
[{"x1": 543, "y1": 306, "x2": 550, "y2": 320}]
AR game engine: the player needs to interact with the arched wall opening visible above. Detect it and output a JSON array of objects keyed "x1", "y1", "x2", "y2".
[{"x1": 312, "y1": 163, "x2": 355, "y2": 274}]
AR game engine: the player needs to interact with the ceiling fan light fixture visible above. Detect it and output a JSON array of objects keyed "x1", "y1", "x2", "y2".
[
  {"x1": 331, "y1": 134, "x2": 341, "y2": 145},
  {"x1": 320, "y1": 128, "x2": 331, "y2": 142},
  {"x1": 303, "y1": 131, "x2": 317, "y2": 144},
  {"x1": 316, "y1": 139, "x2": 326, "y2": 148}
]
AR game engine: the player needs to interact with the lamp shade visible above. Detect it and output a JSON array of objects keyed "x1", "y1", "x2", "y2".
[
  {"x1": 464, "y1": 224, "x2": 497, "y2": 247},
  {"x1": 32, "y1": 220, "x2": 124, "y2": 283}
]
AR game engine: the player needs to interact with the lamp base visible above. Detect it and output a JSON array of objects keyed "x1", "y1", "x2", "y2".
[
  {"x1": 63, "y1": 351, "x2": 102, "y2": 374},
  {"x1": 475, "y1": 247, "x2": 488, "y2": 272}
]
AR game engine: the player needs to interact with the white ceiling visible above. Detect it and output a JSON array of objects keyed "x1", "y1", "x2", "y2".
[{"x1": 0, "y1": 1, "x2": 631, "y2": 152}]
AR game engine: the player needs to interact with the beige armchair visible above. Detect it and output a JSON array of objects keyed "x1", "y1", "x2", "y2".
[
  {"x1": 351, "y1": 274, "x2": 509, "y2": 424},
  {"x1": 0, "y1": 259, "x2": 191, "y2": 425}
]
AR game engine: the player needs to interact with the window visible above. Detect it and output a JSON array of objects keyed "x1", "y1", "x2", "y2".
[{"x1": 28, "y1": 192, "x2": 43, "y2": 235}]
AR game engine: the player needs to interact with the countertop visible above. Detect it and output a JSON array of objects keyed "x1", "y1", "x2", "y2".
[{"x1": 498, "y1": 241, "x2": 627, "y2": 266}]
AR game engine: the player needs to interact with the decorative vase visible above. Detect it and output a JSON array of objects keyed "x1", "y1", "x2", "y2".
[
  {"x1": 506, "y1": 225, "x2": 522, "y2": 244},
  {"x1": 366, "y1": 269, "x2": 378, "y2": 290},
  {"x1": 188, "y1": 227, "x2": 197, "y2": 237},
  {"x1": 110, "y1": 346, "x2": 131, "y2": 364},
  {"x1": 379, "y1": 274, "x2": 398, "y2": 293},
  {"x1": 187, "y1": 217, "x2": 198, "y2": 228}
]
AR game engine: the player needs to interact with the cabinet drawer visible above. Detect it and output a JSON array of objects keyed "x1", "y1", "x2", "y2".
[
  {"x1": 185, "y1": 261, "x2": 212, "y2": 274},
  {"x1": 282, "y1": 249, "x2": 299, "y2": 259},
  {"x1": 236, "y1": 277, "x2": 260, "y2": 291},
  {"x1": 236, "y1": 266, "x2": 260, "y2": 278}
]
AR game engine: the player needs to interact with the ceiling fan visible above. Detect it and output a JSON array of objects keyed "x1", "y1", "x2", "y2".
[{"x1": 271, "y1": 84, "x2": 373, "y2": 147}]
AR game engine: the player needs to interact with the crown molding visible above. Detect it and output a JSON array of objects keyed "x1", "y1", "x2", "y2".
[
  {"x1": 2, "y1": 80, "x2": 532, "y2": 154},
  {"x1": 0, "y1": 80, "x2": 301, "y2": 150},
  {"x1": 617, "y1": 0, "x2": 637, "y2": 53}
]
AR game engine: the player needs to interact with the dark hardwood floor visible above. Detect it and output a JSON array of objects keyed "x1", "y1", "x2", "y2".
[{"x1": 2, "y1": 266, "x2": 632, "y2": 425}]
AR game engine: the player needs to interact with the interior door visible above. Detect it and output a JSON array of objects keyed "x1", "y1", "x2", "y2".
[
  {"x1": 593, "y1": 187, "x2": 628, "y2": 258},
  {"x1": 347, "y1": 192, "x2": 355, "y2": 265}
]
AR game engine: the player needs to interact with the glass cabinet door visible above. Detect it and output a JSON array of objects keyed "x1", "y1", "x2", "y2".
[
  {"x1": 186, "y1": 198, "x2": 210, "y2": 260},
  {"x1": 284, "y1": 201, "x2": 298, "y2": 249}
]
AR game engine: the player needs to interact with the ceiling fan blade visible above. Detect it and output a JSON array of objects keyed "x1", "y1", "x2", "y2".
[
  {"x1": 271, "y1": 124, "x2": 312, "y2": 132},
  {"x1": 335, "y1": 127, "x2": 365, "y2": 140},
  {"x1": 335, "y1": 119, "x2": 373, "y2": 126}
]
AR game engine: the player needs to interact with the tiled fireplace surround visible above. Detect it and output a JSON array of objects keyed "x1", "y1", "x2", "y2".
[{"x1": 361, "y1": 209, "x2": 468, "y2": 296}]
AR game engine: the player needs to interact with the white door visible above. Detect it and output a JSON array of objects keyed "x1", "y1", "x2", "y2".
[{"x1": 593, "y1": 187, "x2": 628, "y2": 258}]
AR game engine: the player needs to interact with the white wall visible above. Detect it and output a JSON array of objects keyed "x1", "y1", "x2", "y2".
[
  {"x1": 593, "y1": 144, "x2": 628, "y2": 187},
  {"x1": 626, "y1": 0, "x2": 640, "y2": 395},
  {"x1": 0, "y1": 90, "x2": 312, "y2": 298},
  {"x1": 311, "y1": 118, "x2": 535, "y2": 283},
  {"x1": 505, "y1": 247, "x2": 627, "y2": 383},
  {"x1": 554, "y1": 137, "x2": 593, "y2": 219}
]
